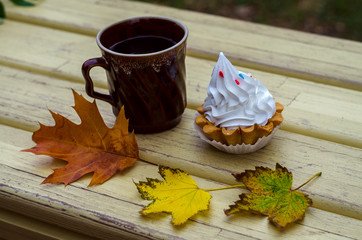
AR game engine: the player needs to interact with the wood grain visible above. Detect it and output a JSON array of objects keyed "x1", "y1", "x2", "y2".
[
  {"x1": 0, "y1": 66, "x2": 361, "y2": 221},
  {"x1": 1, "y1": 21, "x2": 362, "y2": 148},
  {"x1": 1, "y1": 125, "x2": 362, "y2": 239},
  {"x1": 4, "y1": 0, "x2": 362, "y2": 90},
  {"x1": 1, "y1": 1, "x2": 362, "y2": 238},
  {"x1": 0, "y1": 208, "x2": 90, "y2": 240}
]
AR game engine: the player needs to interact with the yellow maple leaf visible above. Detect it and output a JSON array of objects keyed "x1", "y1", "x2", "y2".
[{"x1": 135, "y1": 166, "x2": 212, "y2": 225}]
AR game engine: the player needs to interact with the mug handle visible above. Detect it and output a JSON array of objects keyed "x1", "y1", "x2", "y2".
[{"x1": 81, "y1": 57, "x2": 114, "y2": 105}]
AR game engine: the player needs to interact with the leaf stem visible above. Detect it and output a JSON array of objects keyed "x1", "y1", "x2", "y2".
[
  {"x1": 201, "y1": 184, "x2": 246, "y2": 192},
  {"x1": 293, "y1": 172, "x2": 322, "y2": 191}
]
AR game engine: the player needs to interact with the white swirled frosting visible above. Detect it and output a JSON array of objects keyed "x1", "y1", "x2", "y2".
[{"x1": 203, "y1": 52, "x2": 276, "y2": 129}]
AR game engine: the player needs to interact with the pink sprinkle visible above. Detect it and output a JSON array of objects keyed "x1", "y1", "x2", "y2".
[
  {"x1": 219, "y1": 71, "x2": 224, "y2": 78},
  {"x1": 235, "y1": 79, "x2": 240, "y2": 85}
]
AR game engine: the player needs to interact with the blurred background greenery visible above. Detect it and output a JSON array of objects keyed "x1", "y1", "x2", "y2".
[{"x1": 133, "y1": 0, "x2": 362, "y2": 42}]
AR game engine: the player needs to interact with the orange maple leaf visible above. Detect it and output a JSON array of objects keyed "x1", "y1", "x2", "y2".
[{"x1": 22, "y1": 90, "x2": 139, "y2": 186}]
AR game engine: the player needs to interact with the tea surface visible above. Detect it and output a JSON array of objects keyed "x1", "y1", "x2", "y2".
[{"x1": 110, "y1": 35, "x2": 176, "y2": 54}]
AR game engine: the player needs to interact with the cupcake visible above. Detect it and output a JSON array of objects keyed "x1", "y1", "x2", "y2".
[{"x1": 194, "y1": 52, "x2": 284, "y2": 154}]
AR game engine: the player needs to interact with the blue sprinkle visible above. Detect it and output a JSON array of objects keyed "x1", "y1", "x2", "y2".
[{"x1": 238, "y1": 73, "x2": 244, "y2": 79}]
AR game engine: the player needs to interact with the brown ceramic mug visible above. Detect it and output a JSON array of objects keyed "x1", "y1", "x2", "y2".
[{"x1": 82, "y1": 16, "x2": 188, "y2": 133}]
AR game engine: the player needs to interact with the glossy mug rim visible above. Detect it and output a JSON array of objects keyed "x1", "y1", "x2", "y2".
[{"x1": 96, "y1": 16, "x2": 189, "y2": 57}]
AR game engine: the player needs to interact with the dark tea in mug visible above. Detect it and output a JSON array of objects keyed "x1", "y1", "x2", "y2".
[
  {"x1": 82, "y1": 17, "x2": 188, "y2": 133},
  {"x1": 109, "y1": 36, "x2": 177, "y2": 54}
]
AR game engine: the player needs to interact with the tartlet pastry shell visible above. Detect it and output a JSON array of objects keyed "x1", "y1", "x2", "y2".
[{"x1": 194, "y1": 102, "x2": 284, "y2": 154}]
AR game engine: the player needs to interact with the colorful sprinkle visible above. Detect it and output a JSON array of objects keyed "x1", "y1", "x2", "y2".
[
  {"x1": 219, "y1": 71, "x2": 224, "y2": 78},
  {"x1": 235, "y1": 79, "x2": 240, "y2": 85},
  {"x1": 238, "y1": 73, "x2": 244, "y2": 79}
]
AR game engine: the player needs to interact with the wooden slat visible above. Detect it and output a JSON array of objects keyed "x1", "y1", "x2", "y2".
[
  {"x1": 0, "y1": 208, "x2": 91, "y2": 240},
  {"x1": 0, "y1": 66, "x2": 361, "y2": 221},
  {"x1": 4, "y1": 0, "x2": 362, "y2": 90},
  {"x1": 1, "y1": 124, "x2": 362, "y2": 239},
  {"x1": 1, "y1": 20, "x2": 362, "y2": 148},
  {"x1": 2, "y1": 0, "x2": 361, "y2": 237},
  {"x1": 187, "y1": 60, "x2": 362, "y2": 149}
]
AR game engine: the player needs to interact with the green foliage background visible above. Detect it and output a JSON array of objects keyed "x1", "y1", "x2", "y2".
[
  {"x1": 133, "y1": 0, "x2": 362, "y2": 42},
  {"x1": 2, "y1": 0, "x2": 360, "y2": 41},
  {"x1": 0, "y1": 0, "x2": 35, "y2": 23}
]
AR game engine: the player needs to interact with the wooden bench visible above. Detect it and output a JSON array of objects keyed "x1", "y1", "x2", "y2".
[{"x1": 1, "y1": 0, "x2": 361, "y2": 239}]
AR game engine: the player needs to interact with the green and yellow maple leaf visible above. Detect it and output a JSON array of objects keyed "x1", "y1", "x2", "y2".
[
  {"x1": 224, "y1": 163, "x2": 319, "y2": 229},
  {"x1": 135, "y1": 166, "x2": 212, "y2": 225}
]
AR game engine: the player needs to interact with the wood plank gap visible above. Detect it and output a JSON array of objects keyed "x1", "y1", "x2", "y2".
[
  {"x1": 0, "y1": 59, "x2": 86, "y2": 88},
  {"x1": 2, "y1": 99, "x2": 360, "y2": 150},
  {"x1": 186, "y1": 102, "x2": 362, "y2": 149},
  {"x1": 1, "y1": 130, "x2": 361, "y2": 225},
  {"x1": 0, "y1": 117, "x2": 39, "y2": 133},
  {"x1": 1, "y1": 121, "x2": 362, "y2": 221},
  {"x1": 282, "y1": 123, "x2": 362, "y2": 149},
  {"x1": 0, "y1": 65, "x2": 360, "y2": 150},
  {"x1": 5, "y1": 13, "x2": 98, "y2": 37},
  {"x1": 0, "y1": 208, "x2": 91, "y2": 240},
  {"x1": 188, "y1": 50, "x2": 362, "y2": 92},
  {"x1": 5, "y1": 14, "x2": 361, "y2": 92}
]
